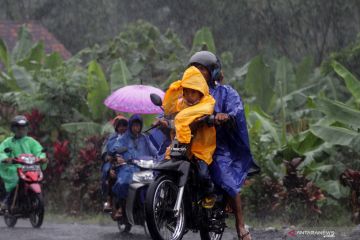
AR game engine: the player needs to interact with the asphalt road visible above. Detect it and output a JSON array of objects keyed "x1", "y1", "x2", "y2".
[{"x1": 1, "y1": 218, "x2": 360, "y2": 240}]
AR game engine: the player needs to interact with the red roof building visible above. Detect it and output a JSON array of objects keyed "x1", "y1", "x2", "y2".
[{"x1": 0, "y1": 20, "x2": 71, "y2": 60}]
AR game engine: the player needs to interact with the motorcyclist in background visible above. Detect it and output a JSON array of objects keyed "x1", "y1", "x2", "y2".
[
  {"x1": 109, "y1": 114, "x2": 158, "y2": 220},
  {"x1": 0, "y1": 115, "x2": 47, "y2": 211}
]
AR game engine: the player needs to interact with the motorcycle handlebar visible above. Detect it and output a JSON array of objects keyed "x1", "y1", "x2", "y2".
[{"x1": 8, "y1": 157, "x2": 43, "y2": 165}]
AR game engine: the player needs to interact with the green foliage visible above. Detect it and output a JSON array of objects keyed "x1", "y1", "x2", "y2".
[
  {"x1": 243, "y1": 52, "x2": 360, "y2": 220},
  {"x1": 245, "y1": 55, "x2": 274, "y2": 113},
  {"x1": 61, "y1": 122, "x2": 103, "y2": 136},
  {"x1": 12, "y1": 65, "x2": 36, "y2": 93},
  {"x1": 310, "y1": 125, "x2": 358, "y2": 146},
  {"x1": 309, "y1": 97, "x2": 360, "y2": 130},
  {"x1": 0, "y1": 39, "x2": 10, "y2": 72},
  {"x1": 331, "y1": 60, "x2": 360, "y2": 105},
  {"x1": 11, "y1": 26, "x2": 33, "y2": 63},
  {"x1": 79, "y1": 20, "x2": 187, "y2": 89},
  {"x1": 191, "y1": 27, "x2": 216, "y2": 53},
  {"x1": 86, "y1": 60, "x2": 109, "y2": 121},
  {"x1": 110, "y1": 57, "x2": 131, "y2": 91}
]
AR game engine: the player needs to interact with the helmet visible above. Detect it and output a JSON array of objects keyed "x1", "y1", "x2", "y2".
[
  {"x1": 113, "y1": 115, "x2": 128, "y2": 129},
  {"x1": 10, "y1": 115, "x2": 29, "y2": 132},
  {"x1": 188, "y1": 51, "x2": 222, "y2": 82}
]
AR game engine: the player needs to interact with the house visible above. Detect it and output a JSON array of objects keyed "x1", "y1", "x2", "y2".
[{"x1": 0, "y1": 20, "x2": 71, "y2": 60}]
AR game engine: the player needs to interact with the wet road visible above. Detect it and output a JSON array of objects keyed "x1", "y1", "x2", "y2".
[
  {"x1": 0, "y1": 219, "x2": 240, "y2": 240},
  {"x1": 1, "y1": 218, "x2": 360, "y2": 240}
]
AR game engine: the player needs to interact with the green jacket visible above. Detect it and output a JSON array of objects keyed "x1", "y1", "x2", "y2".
[{"x1": 0, "y1": 136, "x2": 46, "y2": 192}]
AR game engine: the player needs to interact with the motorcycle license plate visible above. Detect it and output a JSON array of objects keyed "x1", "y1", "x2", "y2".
[{"x1": 22, "y1": 165, "x2": 41, "y2": 172}]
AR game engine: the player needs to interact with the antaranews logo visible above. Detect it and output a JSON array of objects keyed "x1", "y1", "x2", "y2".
[{"x1": 288, "y1": 229, "x2": 335, "y2": 238}]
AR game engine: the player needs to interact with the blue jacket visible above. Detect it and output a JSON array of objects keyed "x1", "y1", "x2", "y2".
[
  {"x1": 110, "y1": 114, "x2": 158, "y2": 160},
  {"x1": 105, "y1": 132, "x2": 126, "y2": 156}
]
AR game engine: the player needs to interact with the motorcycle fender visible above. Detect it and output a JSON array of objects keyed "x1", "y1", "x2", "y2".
[
  {"x1": 26, "y1": 171, "x2": 39, "y2": 182},
  {"x1": 29, "y1": 183, "x2": 42, "y2": 193},
  {"x1": 126, "y1": 183, "x2": 145, "y2": 225}
]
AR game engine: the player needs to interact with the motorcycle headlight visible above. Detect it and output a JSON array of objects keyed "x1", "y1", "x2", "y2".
[
  {"x1": 132, "y1": 170, "x2": 154, "y2": 183},
  {"x1": 133, "y1": 159, "x2": 155, "y2": 169},
  {"x1": 21, "y1": 156, "x2": 35, "y2": 164}
]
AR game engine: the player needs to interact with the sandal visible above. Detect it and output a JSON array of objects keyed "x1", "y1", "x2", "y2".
[{"x1": 238, "y1": 231, "x2": 251, "y2": 240}]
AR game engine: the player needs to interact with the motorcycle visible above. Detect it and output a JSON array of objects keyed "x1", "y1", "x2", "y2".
[
  {"x1": 107, "y1": 147, "x2": 155, "y2": 235},
  {"x1": 144, "y1": 94, "x2": 228, "y2": 240},
  {"x1": 0, "y1": 148, "x2": 45, "y2": 228}
]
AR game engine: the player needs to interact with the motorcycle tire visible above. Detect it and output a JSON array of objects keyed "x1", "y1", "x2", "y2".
[
  {"x1": 4, "y1": 213, "x2": 17, "y2": 228},
  {"x1": 29, "y1": 193, "x2": 44, "y2": 228},
  {"x1": 145, "y1": 175, "x2": 185, "y2": 240},
  {"x1": 200, "y1": 227, "x2": 223, "y2": 240}
]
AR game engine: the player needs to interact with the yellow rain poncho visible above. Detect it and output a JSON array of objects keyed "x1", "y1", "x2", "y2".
[{"x1": 162, "y1": 66, "x2": 216, "y2": 165}]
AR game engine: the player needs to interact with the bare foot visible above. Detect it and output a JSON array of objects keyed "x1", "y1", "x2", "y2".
[{"x1": 238, "y1": 227, "x2": 252, "y2": 240}]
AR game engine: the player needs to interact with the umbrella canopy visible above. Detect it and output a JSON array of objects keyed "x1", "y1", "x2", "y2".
[{"x1": 104, "y1": 85, "x2": 165, "y2": 114}]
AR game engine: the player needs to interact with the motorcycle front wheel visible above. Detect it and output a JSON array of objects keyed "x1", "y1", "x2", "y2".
[
  {"x1": 145, "y1": 176, "x2": 185, "y2": 240},
  {"x1": 200, "y1": 228, "x2": 223, "y2": 240},
  {"x1": 29, "y1": 193, "x2": 44, "y2": 228},
  {"x1": 4, "y1": 214, "x2": 17, "y2": 228}
]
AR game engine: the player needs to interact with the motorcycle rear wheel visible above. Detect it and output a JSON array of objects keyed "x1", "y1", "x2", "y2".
[
  {"x1": 145, "y1": 176, "x2": 185, "y2": 240},
  {"x1": 29, "y1": 193, "x2": 44, "y2": 228}
]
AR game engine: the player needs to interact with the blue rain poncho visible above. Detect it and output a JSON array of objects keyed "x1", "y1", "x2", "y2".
[
  {"x1": 208, "y1": 84, "x2": 255, "y2": 197},
  {"x1": 111, "y1": 114, "x2": 158, "y2": 200}
]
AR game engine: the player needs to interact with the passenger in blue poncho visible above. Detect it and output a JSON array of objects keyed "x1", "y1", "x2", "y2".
[
  {"x1": 109, "y1": 114, "x2": 157, "y2": 219},
  {"x1": 188, "y1": 51, "x2": 259, "y2": 240},
  {"x1": 101, "y1": 115, "x2": 128, "y2": 212}
]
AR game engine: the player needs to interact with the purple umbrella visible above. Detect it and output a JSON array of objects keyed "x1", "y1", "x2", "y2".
[{"x1": 104, "y1": 85, "x2": 165, "y2": 114}]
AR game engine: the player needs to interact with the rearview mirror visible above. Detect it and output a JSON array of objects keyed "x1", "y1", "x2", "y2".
[{"x1": 150, "y1": 93, "x2": 163, "y2": 107}]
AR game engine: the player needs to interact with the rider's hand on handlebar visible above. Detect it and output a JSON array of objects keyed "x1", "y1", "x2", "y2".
[
  {"x1": 39, "y1": 158, "x2": 48, "y2": 164},
  {"x1": 2, "y1": 158, "x2": 13, "y2": 164},
  {"x1": 105, "y1": 155, "x2": 112, "y2": 162},
  {"x1": 109, "y1": 169, "x2": 116, "y2": 179},
  {"x1": 152, "y1": 118, "x2": 169, "y2": 128},
  {"x1": 116, "y1": 156, "x2": 125, "y2": 165},
  {"x1": 215, "y1": 113, "x2": 230, "y2": 124}
]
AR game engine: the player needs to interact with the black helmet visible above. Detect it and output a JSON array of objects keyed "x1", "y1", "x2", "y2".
[
  {"x1": 10, "y1": 115, "x2": 29, "y2": 130},
  {"x1": 188, "y1": 51, "x2": 222, "y2": 82}
]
